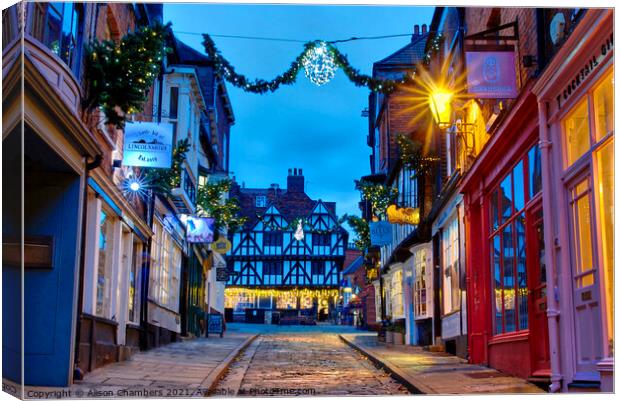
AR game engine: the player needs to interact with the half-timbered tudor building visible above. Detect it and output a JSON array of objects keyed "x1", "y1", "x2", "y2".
[{"x1": 225, "y1": 168, "x2": 348, "y2": 323}]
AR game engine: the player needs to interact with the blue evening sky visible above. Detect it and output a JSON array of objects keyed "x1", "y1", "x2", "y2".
[{"x1": 164, "y1": 4, "x2": 435, "y2": 235}]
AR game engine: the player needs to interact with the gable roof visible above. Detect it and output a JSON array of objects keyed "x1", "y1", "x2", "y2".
[
  {"x1": 342, "y1": 256, "x2": 364, "y2": 276},
  {"x1": 373, "y1": 32, "x2": 429, "y2": 71}
]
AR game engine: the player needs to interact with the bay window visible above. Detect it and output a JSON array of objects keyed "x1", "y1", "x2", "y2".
[{"x1": 29, "y1": 2, "x2": 83, "y2": 76}]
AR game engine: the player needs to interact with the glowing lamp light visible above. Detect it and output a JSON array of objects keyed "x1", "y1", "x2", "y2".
[
  {"x1": 429, "y1": 91, "x2": 453, "y2": 130},
  {"x1": 343, "y1": 287, "x2": 353, "y2": 293},
  {"x1": 129, "y1": 181, "x2": 141, "y2": 191},
  {"x1": 121, "y1": 173, "x2": 148, "y2": 201}
]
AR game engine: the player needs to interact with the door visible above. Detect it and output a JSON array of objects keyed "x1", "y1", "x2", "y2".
[
  {"x1": 24, "y1": 172, "x2": 82, "y2": 386},
  {"x1": 527, "y1": 203, "x2": 550, "y2": 376},
  {"x1": 567, "y1": 174, "x2": 603, "y2": 380}
]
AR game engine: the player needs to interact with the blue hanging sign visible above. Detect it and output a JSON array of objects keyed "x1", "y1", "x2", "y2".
[{"x1": 370, "y1": 221, "x2": 392, "y2": 246}]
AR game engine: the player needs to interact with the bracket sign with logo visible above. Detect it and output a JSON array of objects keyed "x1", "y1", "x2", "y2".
[
  {"x1": 123, "y1": 121, "x2": 174, "y2": 168},
  {"x1": 465, "y1": 45, "x2": 518, "y2": 99},
  {"x1": 370, "y1": 221, "x2": 392, "y2": 246}
]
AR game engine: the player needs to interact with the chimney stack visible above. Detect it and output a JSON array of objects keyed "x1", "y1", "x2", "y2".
[
  {"x1": 412, "y1": 25, "x2": 420, "y2": 41},
  {"x1": 286, "y1": 167, "x2": 305, "y2": 193},
  {"x1": 422, "y1": 24, "x2": 427, "y2": 34}
]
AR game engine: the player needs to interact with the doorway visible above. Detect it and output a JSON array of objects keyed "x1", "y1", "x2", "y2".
[{"x1": 527, "y1": 202, "x2": 550, "y2": 377}]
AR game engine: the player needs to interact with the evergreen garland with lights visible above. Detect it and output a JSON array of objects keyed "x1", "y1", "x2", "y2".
[
  {"x1": 202, "y1": 33, "x2": 442, "y2": 95},
  {"x1": 346, "y1": 215, "x2": 371, "y2": 253},
  {"x1": 397, "y1": 134, "x2": 440, "y2": 179},
  {"x1": 255, "y1": 214, "x2": 348, "y2": 235},
  {"x1": 84, "y1": 22, "x2": 171, "y2": 127},
  {"x1": 197, "y1": 179, "x2": 248, "y2": 234},
  {"x1": 142, "y1": 139, "x2": 190, "y2": 195},
  {"x1": 354, "y1": 179, "x2": 398, "y2": 218}
]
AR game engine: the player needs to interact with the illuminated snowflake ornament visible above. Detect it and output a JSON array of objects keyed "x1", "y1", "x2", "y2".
[{"x1": 302, "y1": 41, "x2": 337, "y2": 86}]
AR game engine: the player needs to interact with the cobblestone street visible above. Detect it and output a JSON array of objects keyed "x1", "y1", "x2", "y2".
[{"x1": 214, "y1": 333, "x2": 410, "y2": 397}]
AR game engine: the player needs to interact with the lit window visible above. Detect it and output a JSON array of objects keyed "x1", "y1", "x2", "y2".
[
  {"x1": 563, "y1": 99, "x2": 591, "y2": 166},
  {"x1": 593, "y1": 72, "x2": 614, "y2": 141},
  {"x1": 255, "y1": 195, "x2": 267, "y2": 207}
]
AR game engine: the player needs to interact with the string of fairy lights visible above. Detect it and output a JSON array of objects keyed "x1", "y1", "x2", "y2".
[{"x1": 200, "y1": 32, "x2": 443, "y2": 94}]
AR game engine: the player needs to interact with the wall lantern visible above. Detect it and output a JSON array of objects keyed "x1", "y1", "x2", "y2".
[{"x1": 429, "y1": 90, "x2": 453, "y2": 130}]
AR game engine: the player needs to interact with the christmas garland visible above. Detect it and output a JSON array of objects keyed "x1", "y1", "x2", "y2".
[
  {"x1": 346, "y1": 215, "x2": 370, "y2": 253},
  {"x1": 256, "y1": 214, "x2": 348, "y2": 235},
  {"x1": 397, "y1": 134, "x2": 440, "y2": 179},
  {"x1": 354, "y1": 179, "x2": 399, "y2": 218},
  {"x1": 202, "y1": 33, "x2": 442, "y2": 95},
  {"x1": 84, "y1": 22, "x2": 171, "y2": 127},
  {"x1": 197, "y1": 179, "x2": 248, "y2": 234},
  {"x1": 142, "y1": 138, "x2": 190, "y2": 196}
]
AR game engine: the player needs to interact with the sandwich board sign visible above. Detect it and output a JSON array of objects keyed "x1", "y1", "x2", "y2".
[{"x1": 206, "y1": 313, "x2": 224, "y2": 338}]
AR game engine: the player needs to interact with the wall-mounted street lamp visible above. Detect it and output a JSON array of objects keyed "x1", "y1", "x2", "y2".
[
  {"x1": 429, "y1": 89, "x2": 477, "y2": 159},
  {"x1": 429, "y1": 90, "x2": 453, "y2": 130}
]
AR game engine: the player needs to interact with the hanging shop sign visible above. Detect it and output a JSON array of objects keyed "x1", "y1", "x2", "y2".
[
  {"x1": 216, "y1": 267, "x2": 230, "y2": 282},
  {"x1": 123, "y1": 121, "x2": 173, "y2": 168},
  {"x1": 370, "y1": 221, "x2": 392, "y2": 246},
  {"x1": 186, "y1": 216, "x2": 216, "y2": 244},
  {"x1": 210, "y1": 236, "x2": 232, "y2": 254},
  {"x1": 465, "y1": 45, "x2": 518, "y2": 99},
  {"x1": 387, "y1": 205, "x2": 420, "y2": 225}
]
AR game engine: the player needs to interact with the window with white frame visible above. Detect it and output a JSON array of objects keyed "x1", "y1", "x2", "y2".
[
  {"x1": 391, "y1": 270, "x2": 404, "y2": 317},
  {"x1": 128, "y1": 238, "x2": 143, "y2": 323},
  {"x1": 414, "y1": 248, "x2": 428, "y2": 317},
  {"x1": 442, "y1": 216, "x2": 460, "y2": 315},
  {"x1": 96, "y1": 207, "x2": 115, "y2": 318},
  {"x1": 150, "y1": 218, "x2": 183, "y2": 311}
]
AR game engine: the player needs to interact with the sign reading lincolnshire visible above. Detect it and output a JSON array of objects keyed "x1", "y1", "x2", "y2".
[
  {"x1": 370, "y1": 221, "x2": 392, "y2": 246},
  {"x1": 123, "y1": 121, "x2": 173, "y2": 168},
  {"x1": 465, "y1": 50, "x2": 517, "y2": 98}
]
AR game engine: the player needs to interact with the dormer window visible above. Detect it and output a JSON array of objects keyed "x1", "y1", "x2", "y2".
[{"x1": 255, "y1": 195, "x2": 267, "y2": 208}]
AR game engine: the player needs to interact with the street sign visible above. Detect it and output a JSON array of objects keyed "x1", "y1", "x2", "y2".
[
  {"x1": 206, "y1": 313, "x2": 224, "y2": 338},
  {"x1": 216, "y1": 267, "x2": 230, "y2": 282}
]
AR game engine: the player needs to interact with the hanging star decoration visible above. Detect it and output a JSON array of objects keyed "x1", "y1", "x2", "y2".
[{"x1": 202, "y1": 32, "x2": 443, "y2": 94}]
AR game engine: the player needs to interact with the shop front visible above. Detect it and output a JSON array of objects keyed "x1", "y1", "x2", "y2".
[
  {"x1": 532, "y1": 9, "x2": 613, "y2": 391},
  {"x1": 407, "y1": 242, "x2": 433, "y2": 346},
  {"x1": 433, "y1": 194, "x2": 467, "y2": 357},
  {"x1": 462, "y1": 87, "x2": 550, "y2": 381}
]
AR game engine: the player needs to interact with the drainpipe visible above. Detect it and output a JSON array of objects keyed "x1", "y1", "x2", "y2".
[
  {"x1": 538, "y1": 101, "x2": 562, "y2": 393},
  {"x1": 73, "y1": 154, "x2": 102, "y2": 381}
]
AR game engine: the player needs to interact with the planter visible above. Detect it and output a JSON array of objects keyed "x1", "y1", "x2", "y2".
[
  {"x1": 386, "y1": 331, "x2": 395, "y2": 344},
  {"x1": 393, "y1": 332, "x2": 404, "y2": 345}
]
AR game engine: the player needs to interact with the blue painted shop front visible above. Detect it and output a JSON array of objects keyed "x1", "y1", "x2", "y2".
[{"x1": 3, "y1": 130, "x2": 83, "y2": 386}]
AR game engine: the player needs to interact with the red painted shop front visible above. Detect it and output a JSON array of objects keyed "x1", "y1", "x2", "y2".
[{"x1": 461, "y1": 89, "x2": 550, "y2": 380}]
